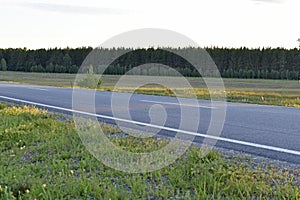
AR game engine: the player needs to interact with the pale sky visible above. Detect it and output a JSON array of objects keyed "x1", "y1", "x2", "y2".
[{"x1": 1, "y1": 0, "x2": 300, "y2": 49}]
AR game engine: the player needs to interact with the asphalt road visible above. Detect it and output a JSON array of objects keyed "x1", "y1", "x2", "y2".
[{"x1": 1, "y1": 82, "x2": 300, "y2": 164}]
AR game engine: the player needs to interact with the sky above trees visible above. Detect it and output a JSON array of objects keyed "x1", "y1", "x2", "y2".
[{"x1": 0, "y1": 0, "x2": 299, "y2": 49}]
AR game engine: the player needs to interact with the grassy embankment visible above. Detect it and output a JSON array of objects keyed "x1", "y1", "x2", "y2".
[
  {"x1": 0, "y1": 71, "x2": 299, "y2": 108},
  {"x1": 1, "y1": 104, "x2": 300, "y2": 199}
]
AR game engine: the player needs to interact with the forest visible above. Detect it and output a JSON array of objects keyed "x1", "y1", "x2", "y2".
[{"x1": 0, "y1": 47, "x2": 300, "y2": 80}]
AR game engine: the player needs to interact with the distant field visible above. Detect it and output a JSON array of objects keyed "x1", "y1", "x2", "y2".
[
  {"x1": 0, "y1": 71, "x2": 299, "y2": 107},
  {"x1": 0, "y1": 71, "x2": 76, "y2": 87}
]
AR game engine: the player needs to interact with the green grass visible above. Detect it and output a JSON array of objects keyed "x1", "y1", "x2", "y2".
[
  {"x1": 0, "y1": 71, "x2": 300, "y2": 107},
  {"x1": 0, "y1": 71, "x2": 76, "y2": 87},
  {"x1": 1, "y1": 104, "x2": 300, "y2": 199}
]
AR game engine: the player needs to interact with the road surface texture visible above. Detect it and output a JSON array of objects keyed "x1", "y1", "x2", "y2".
[{"x1": 1, "y1": 82, "x2": 300, "y2": 164}]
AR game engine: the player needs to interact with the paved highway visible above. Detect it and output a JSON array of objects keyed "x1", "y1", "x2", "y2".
[{"x1": 1, "y1": 82, "x2": 300, "y2": 164}]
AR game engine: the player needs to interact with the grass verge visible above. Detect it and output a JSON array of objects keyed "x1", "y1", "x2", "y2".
[{"x1": 1, "y1": 104, "x2": 300, "y2": 199}]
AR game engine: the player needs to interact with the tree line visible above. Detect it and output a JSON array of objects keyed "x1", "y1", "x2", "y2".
[{"x1": 0, "y1": 47, "x2": 300, "y2": 80}]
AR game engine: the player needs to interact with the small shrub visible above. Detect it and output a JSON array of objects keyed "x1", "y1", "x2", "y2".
[{"x1": 77, "y1": 65, "x2": 102, "y2": 89}]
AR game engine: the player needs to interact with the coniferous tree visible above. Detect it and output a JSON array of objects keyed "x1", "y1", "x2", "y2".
[
  {"x1": 1, "y1": 58, "x2": 7, "y2": 71},
  {"x1": 63, "y1": 53, "x2": 72, "y2": 68}
]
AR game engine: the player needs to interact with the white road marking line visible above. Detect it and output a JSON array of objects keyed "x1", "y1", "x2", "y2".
[
  {"x1": 1, "y1": 95, "x2": 300, "y2": 156},
  {"x1": 29, "y1": 88, "x2": 49, "y2": 91},
  {"x1": 140, "y1": 99, "x2": 216, "y2": 109}
]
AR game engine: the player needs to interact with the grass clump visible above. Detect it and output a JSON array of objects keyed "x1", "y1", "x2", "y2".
[
  {"x1": 0, "y1": 104, "x2": 300, "y2": 199},
  {"x1": 0, "y1": 103, "x2": 7, "y2": 110}
]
